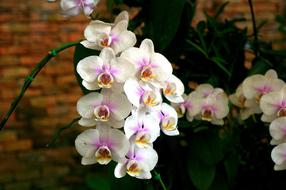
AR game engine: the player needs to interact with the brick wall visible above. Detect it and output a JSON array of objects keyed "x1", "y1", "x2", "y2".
[{"x1": 0, "y1": 0, "x2": 285, "y2": 189}]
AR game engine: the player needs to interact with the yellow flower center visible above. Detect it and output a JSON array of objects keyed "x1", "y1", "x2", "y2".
[
  {"x1": 99, "y1": 34, "x2": 112, "y2": 47},
  {"x1": 135, "y1": 132, "x2": 151, "y2": 147},
  {"x1": 94, "y1": 105, "x2": 110, "y2": 121},
  {"x1": 161, "y1": 117, "x2": 176, "y2": 131},
  {"x1": 95, "y1": 146, "x2": 112, "y2": 165},
  {"x1": 278, "y1": 108, "x2": 286, "y2": 117},
  {"x1": 202, "y1": 109, "x2": 213, "y2": 121},
  {"x1": 142, "y1": 91, "x2": 160, "y2": 107},
  {"x1": 97, "y1": 72, "x2": 114, "y2": 88},
  {"x1": 164, "y1": 82, "x2": 176, "y2": 95},
  {"x1": 140, "y1": 66, "x2": 155, "y2": 82},
  {"x1": 127, "y1": 160, "x2": 142, "y2": 176}
]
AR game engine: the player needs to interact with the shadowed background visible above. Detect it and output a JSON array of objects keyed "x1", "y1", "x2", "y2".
[{"x1": 0, "y1": 0, "x2": 285, "y2": 189}]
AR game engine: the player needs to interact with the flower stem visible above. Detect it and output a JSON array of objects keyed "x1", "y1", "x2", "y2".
[
  {"x1": 153, "y1": 170, "x2": 168, "y2": 190},
  {"x1": 0, "y1": 41, "x2": 80, "y2": 130},
  {"x1": 248, "y1": 0, "x2": 259, "y2": 56}
]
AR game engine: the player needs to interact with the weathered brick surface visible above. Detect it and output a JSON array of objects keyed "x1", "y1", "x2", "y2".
[{"x1": 0, "y1": 0, "x2": 285, "y2": 189}]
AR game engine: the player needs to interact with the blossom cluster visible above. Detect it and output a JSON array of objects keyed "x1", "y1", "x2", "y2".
[
  {"x1": 172, "y1": 84, "x2": 229, "y2": 125},
  {"x1": 230, "y1": 69, "x2": 286, "y2": 170},
  {"x1": 73, "y1": 11, "x2": 184, "y2": 179}
]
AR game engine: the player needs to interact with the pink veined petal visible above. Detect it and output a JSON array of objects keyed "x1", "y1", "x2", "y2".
[
  {"x1": 124, "y1": 114, "x2": 140, "y2": 139},
  {"x1": 111, "y1": 30, "x2": 137, "y2": 54},
  {"x1": 97, "y1": 126, "x2": 129, "y2": 162},
  {"x1": 260, "y1": 90, "x2": 283, "y2": 115},
  {"x1": 142, "y1": 115, "x2": 160, "y2": 142},
  {"x1": 151, "y1": 53, "x2": 173, "y2": 82},
  {"x1": 120, "y1": 47, "x2": 147, "y2": 70},
  {"x1": 124, "y1": 78, "x2": 143, "y2": 107},
  {"x1": 84, "y1": 20, "x2": 112, "y2": 42},
  {"x1": 113, "y1": 57, "x2": 136, "y2": 83},
  {"x1": 75, "y1": 129, "x2": 100, "y2": 157},
  {"x1": 77, "y1": 56, "x2": 103, "y2": 83},
  {"x1": 269, "y1": 117, "x2": 286, "y2": 142},
  {"x1": 77, "y1": 92, "x2": 103, "y2": 118},
  {"x1": 135, "y1": 146, "x2": 158, "y2": 170},
  {"x1": 110, "y1": 92, "x2": 132, "y2": 121}
]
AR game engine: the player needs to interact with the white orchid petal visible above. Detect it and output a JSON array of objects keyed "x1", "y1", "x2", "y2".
[
  {"x1": 151, "y1": 53, "x2": 172, "y2": 82},
  {"x1": 77, "y1": 56, "x2": 103, "y2": 83},
  {"x1": 271, "y1": 143, "x2": 286, "y2": 165},
  {"x1": 124, "y1": 114, "x2": 139, "y2": 139},
  {"x1": 114, "y1": 11, "x2": 129, "y2": 24},
  {"x1": 82, "y1": 80, "x2": 100, "y2": 91},
  {"x1": 135, "y1": 146, "x2": 158, "y2": 170},
  {"x1": 113, "y1": 57, "x2": 136, "y2": 83},
  {"x1": 124, "y1": 78, "x2": 142, "y2": 107},
  {"x1": 111, "y1": 30, "x2": 137, "y2": 54},
  {"x1": 114, "y1": 163, "x2": 127, "y2": 178},
  {"x1": 140, "y1": 39, "x2": 154, "y2": 56},
  {"x1": 110, "y1": 93, "x2": 132, "y2": 121},
  {"x1": 81, "y1": 157, "x2": 97, "y2": 165},
  {"x1": 78, "y1": 117, "x2": 97, "y2": 127},
  {"x1": 80, "y1": 40, "x2": 101, "y2": 50},
  {"x1": 269, "y1": 117, "x2": 286, "y2": 141},
  {"x1": 77, "y1": 92, "x2": 103, "y2": 118},
  {"x1": 75, "y1": 129, "x2": 99, "y2": 157},
  {"x1": 99, "y1": 47, "x2": 116, "y2": 63},
  {"x1": 84, "y1": 20, "x2": 112, "y2": 42}
]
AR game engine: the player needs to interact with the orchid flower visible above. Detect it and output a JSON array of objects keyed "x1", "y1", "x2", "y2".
[
  {"x1": 114, "y1": 143, "x2": 158, "y2": 179},
  {"x1": 196, "y1": 90, "x2": 229, "y2": 125},
  {"x1": 229, "y1": 84, "x2": 261, "y2": 120},
  {"x1": 81, "y1": 11, "x2": 136, "y2": 54},
  {"x1": 60, "y1": 0, "x2": 98, "y2": 17},
  {"x1": 162, "y1": 74, "x2": 184, "y2": 103},
  {"x1": 271, "y1": 143, "x2": 286, "y2": 170},
  {"x1": 157, "y1": 103, "x2": 179, "y2": 136},
  {"x1": 269, "y1": 117, "x2": 286, "y2": 145},
  {"x1": 260, "y1": 86, "x2": 286, "y2": 122},
  {"x1": 75, "y1": 125, "x2": 129, "y2": 165},
  {"x1": 120, "y1": 39, "x2": 173, "y2": 86},
  {"x1": 171, "y1": 93, "x2": 201, "y2": 122},
  {"x1": 124, "y1": 113, "x2": 160, "y2": 148},
  {"x1": 77, "y1": 48, "x2": 135, "y2": 91},
  {"x1": 77, "y1": 90, "x2": 132, "y2": 128},
  {"x1": 194, "y1": 83, "x2": 218, "y2": 98},
  {"x1": 124, "y1": 78, "x2": 162, "y2": 109},
  {"x1": 242, "y1": 69, "x2": 284, "y2": 103}
]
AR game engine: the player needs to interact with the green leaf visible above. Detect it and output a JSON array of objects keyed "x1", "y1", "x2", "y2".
[
  {"x1": 145, "y1": 0, "x2": 187, "y2": 51},
  {"x1": 224, "y1": 152, "x2": 239, "y2": 185},
  {"x1": 188, "y1": 155, "x2": 216, "y2": 190},
  {"x1": 248, "y1": 56, "x2": 272, "y2": 76},
  {"x1": 85, "y1": 174, "x2": 111, "y2": 190},
  {"x1": 186, "y1": 40, "x2": 208, "y2": 58},
  {"x1": 211, "y1": 57, "x2": 231, "y2": 77},
  {"x1": 214, "y1": 1, "x2": 229, "y2": 19},
  {"x1": 73, "y1": 43, "x2": 100, "y2": 94},
  {"x1": 208, "y1": 172, "x2": 228, "y2": 190},
  {"x1": 190, "y1": 129, "x2": 224, "y2": 166}
]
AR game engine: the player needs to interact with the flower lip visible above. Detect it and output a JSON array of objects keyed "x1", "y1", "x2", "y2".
[
  {"x1": 95, "y1": 146, "x2": 112, "y2": 165},
  {"x1": 140, "y1": 66, "x2": 155, "y2": 82},
  {"x1": 161, "y1": 117, "x2": 176, "y2": 131},
  {"x1": 126, "y1": 160, "x2": 142, "y2": 176},
  {"x1": 94, "y1": 105, "x2": 110, "y2": 121},
  {"x1": 97, "y1": 72, "x2": 114, "y2": 88},
  {"x1": 164, "y1": 82, "x2": 176, "y2": 95}
]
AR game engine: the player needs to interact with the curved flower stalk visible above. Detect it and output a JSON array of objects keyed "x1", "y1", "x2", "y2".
[
  {"x1": 77, "y1": 48, "x2": 136, "y2": 91},
  {"x1": 75, "y1": 125, "x2": 129, "y2": 165},
  {"x1": 77, "y1": 90, "x2": 132, "y2": 128},
  {"x1": 81, "y1": 11, "x2": 136, "y2": 54},
  {"x1": 60, "y1": 0, "x2": 99, "y2": 17},
  {"x1": 114, "y1": 143, "x2": 158, "y2": 179}
]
